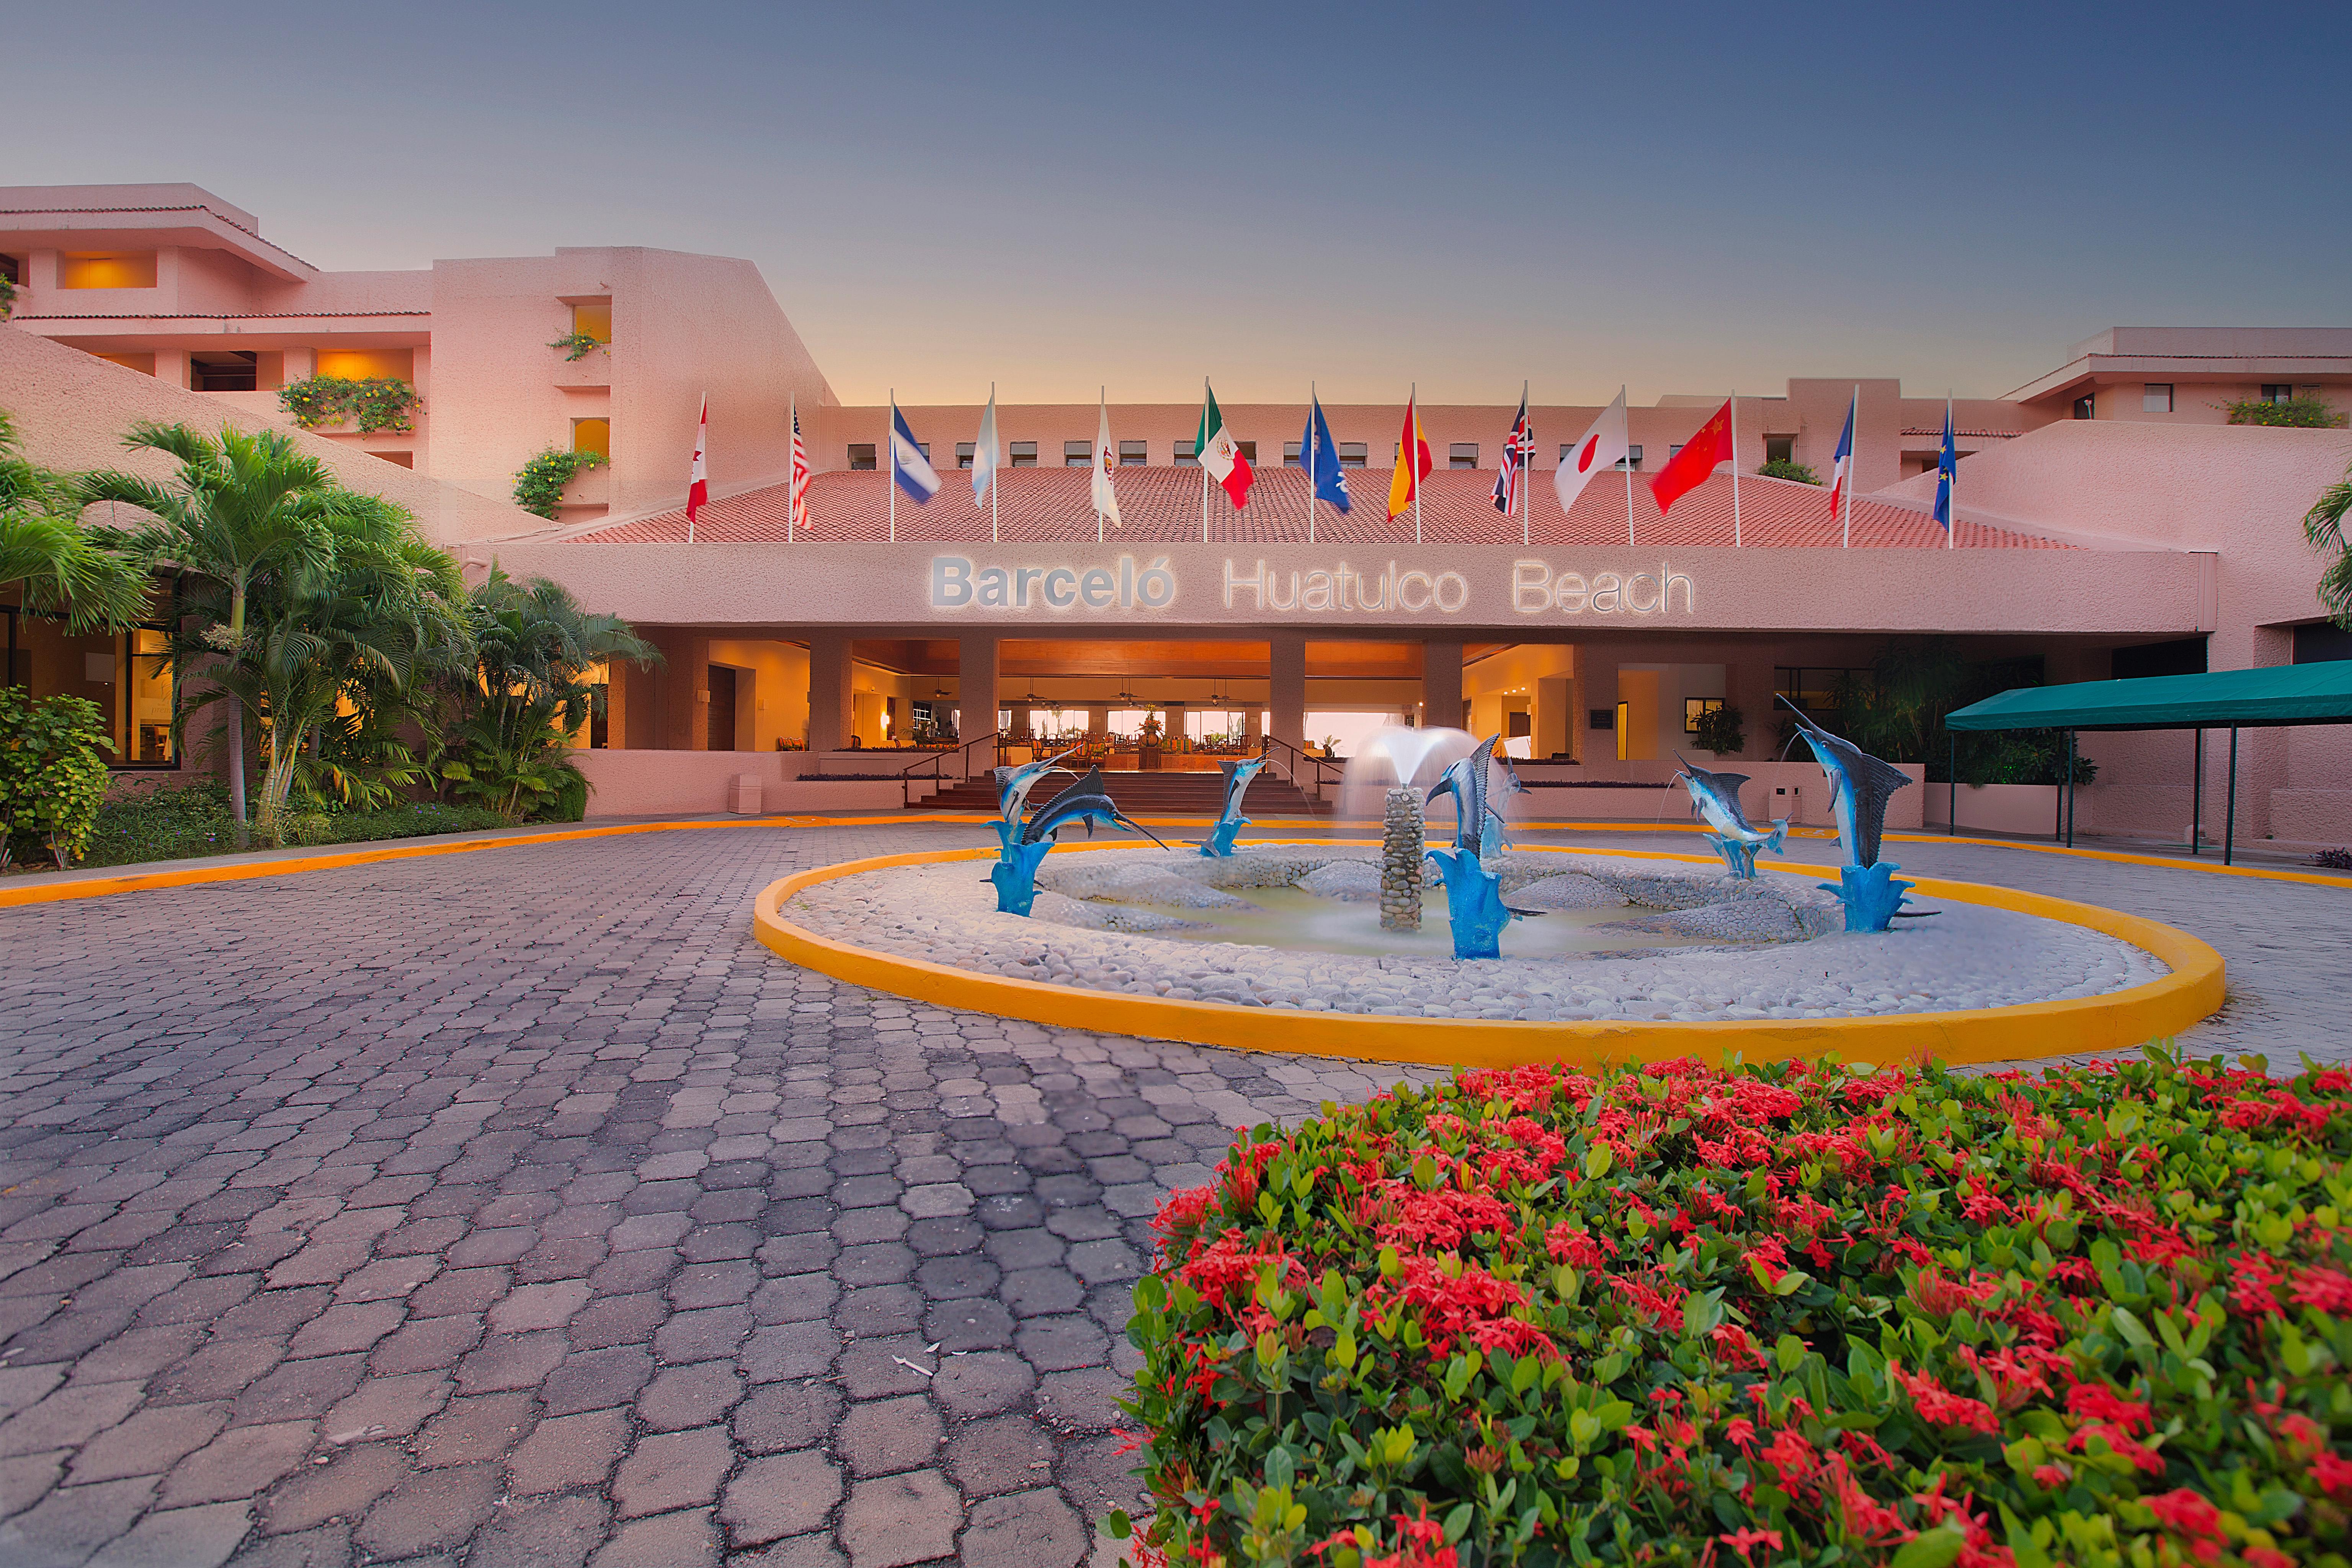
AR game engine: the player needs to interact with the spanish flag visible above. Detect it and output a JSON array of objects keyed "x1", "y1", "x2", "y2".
[{"x1": 1387, "y1": 391, "x2": 1432, "y2": 520}]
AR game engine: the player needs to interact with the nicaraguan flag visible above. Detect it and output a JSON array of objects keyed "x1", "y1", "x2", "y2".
[
  {"x1": 1300, "y1": 394, "x2": 1351, "y2": 514},
  {"x1": 891, "y1": 401, "x2": 940, "y2": 504},
  {"x1": 1932, "y1": 400, "x2": 1957, "y2": 533}
]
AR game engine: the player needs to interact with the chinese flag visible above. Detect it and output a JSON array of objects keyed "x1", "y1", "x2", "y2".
[{"x1": 1648, "y1": 399, "x2": 1732, "y2": 516}]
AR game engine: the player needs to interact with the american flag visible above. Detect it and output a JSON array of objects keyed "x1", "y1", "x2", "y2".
[
  {"x1": 789, "y1": 400, "x2": 809, "y2": 537},
  {"x1": 1491, "y1": 387, "x2": 1534, "y2": 513}
]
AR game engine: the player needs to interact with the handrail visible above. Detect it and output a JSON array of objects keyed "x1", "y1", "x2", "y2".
[
  {"x1": 895, "y1": 729, "x2": 1003, "y2": 807},
  {"x1": 1258, "y1": 734, "x2": 1346, "y2": 807}
]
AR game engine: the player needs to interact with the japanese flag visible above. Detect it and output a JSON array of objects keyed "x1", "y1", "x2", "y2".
[{"x1": 1554, "y1": 389, "x2": 1630, "y2": 514}]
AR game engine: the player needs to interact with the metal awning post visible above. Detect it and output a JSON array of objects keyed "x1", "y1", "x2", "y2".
[
  {"x1": 2065, "y1": 729, "x2": 2077, "y2": 848},
  {"x1": 2190, "y1": 728, "x2": 2203, "y2": 856},
  {"x1": 1948, "y1": 732, "x2": 1957, "y2": 835},
  {"x1": 2224, "y1": 726, "x2": 2238, "y2": 867}
]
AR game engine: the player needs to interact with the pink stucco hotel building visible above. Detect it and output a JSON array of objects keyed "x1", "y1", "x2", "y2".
[{"x1": 4, "y1": 183, "x2": 2349, "y2": 849}]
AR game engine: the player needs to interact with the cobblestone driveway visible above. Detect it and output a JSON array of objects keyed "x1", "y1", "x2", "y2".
[{"x1": 0, "y1": 822, "x2": 2336, "y2": 1566}]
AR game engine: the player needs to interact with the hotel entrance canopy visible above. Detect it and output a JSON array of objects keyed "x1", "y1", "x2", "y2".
[{"x1": 1945, "y1": 662, "x2": 2352, "y2": 733}]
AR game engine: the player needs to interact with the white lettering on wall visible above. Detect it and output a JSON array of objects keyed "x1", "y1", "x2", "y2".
[
  {"x1": 1511, "y1": 559, "x2": 1694, "y2": 616},
  {"x1": 1222, "y1": 559, "x2": 1472, "y2": 615},
  {"x1": 932, "y1": 555, "x2": 1174, "y2": 612}
]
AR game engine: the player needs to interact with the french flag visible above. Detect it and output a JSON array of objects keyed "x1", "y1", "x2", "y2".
[{"x1": 1827, "y1": 386, "x2": 1857, "y2": 528}]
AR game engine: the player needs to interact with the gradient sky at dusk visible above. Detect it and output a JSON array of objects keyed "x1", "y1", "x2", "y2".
[{"x1": 10, "y1": 1, "x2": 2348, "y2": 406}]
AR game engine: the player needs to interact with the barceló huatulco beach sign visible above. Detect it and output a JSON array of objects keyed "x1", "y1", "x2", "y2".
[{"x1": 928, "y1": 555, "x2": 1697, "y2": 618}]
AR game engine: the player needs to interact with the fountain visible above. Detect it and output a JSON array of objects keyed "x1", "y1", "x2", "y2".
[
  {"x1": 988, "y1": 753, "x2": 1166, "y2": 916},
  {"x1": 1420, "y1": 735, "x2": 1523, "y2": 959},
  {"x1": 1345, "y1": 727, "x2": 1477, "y2": 936},
  {"x1": 1780, "y1": 701, "x2": 1919, "y2": 933},
  {"x1": 1671, "y1": 754, "x2": 1788, "y2": 879},
  {"x1": 1379, "y1": 788, "x2": 1424, "y2": 931}
]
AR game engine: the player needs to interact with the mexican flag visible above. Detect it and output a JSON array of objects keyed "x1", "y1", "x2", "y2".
[{"x1": 1196, "y1": 383, "x2": 1254, "y2": 508}]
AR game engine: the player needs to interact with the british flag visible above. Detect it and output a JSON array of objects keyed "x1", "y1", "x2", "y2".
[
  {"x1": 789, "y1": 401, "x2": 810, "y2": 537},
  {"x1": 1492, "y1": 387, "x2": 1534, "y2": 513}
]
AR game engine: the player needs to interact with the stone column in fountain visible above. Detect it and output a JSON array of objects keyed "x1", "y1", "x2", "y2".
[{"x1": 1381, "y1": 788, "x2": 1425, "y2": 931}]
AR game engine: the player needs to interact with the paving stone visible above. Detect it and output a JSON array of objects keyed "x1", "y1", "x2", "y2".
[
  {"x1": 589, "y1": 1505, "x2": 717, "y2": 1568},
  {"x1": 260, "y1": 1445, "x2": 409, "y2": 1536},
  {"x1": 455, "y1": 1330, "x2": 568, "y2": 1394},
  {"x1": 0, "y1": 1476, "x2": 158, "y2": 1563},
  {"x1": 958, "y1": 1487, "x2": 1088, "y2": 1568},
  {"x1": 506, "y1": 1408, "x2": 628, "y2": 1496},
  {"x1": 727, "y1": 1534, "x2": 847, "y2": 1568},
  {"x1": 219, "y1": 1522, "x2": 353, "y2": 1567},
  {"x1": 932, "y1": 1352, "x2": 1037, "y2": 1419},
  {"x1": 733, "y1": 1382, "x2": 841, "y2": 1454},
  {"x1": 835, "y1": 1394, "x2": 942, "y2": 1478},
  {"x1": 369, "y1": 1313, "x2": 481, "y2": 1377},
  {"x1": 84, "y1": 1498, "x2": 252, "y2": 1568},
  {"x1": 542, "y1": 1346, "x2": 655, "y2": 1415},
  {"x1": 719, "y1": 1449, "x2": 842, "y2": 1547},
  {"x1": 161, "y1": 1420, "x2": 317, "y2": 1509},
  {"x1": 0, "y1": 1448, "x2": 64, "y2": 1519},
  {"x1": 944, "y1": 1415, "x2": 1058, "y2": 1497},
  {"x1": 0, "y1": 1380, "x2": 145, "y2": 1457},
  {"x1": 838, "y1": 1469, "x2": 961, "y2": 1568},
  {"x1": 352, "y1": 1460, "x2": 500, "y2": 1558},
  {"x1": 467, "y1": 1492, "x2": 605, "y2": 1568},
  {"x1": 320, "y1": 1373, "x2": 449, "y2": 1443},
  {"x1": 234, "y1": 1354, "x2": 369, "y2": 1424},
  {"x1": 414, "y1": 1391, "x2": 536, "y2": 1467},
  {"x1": 637, "y1": 1362, "x2": 743, "y2": 1431},
  {"x1": 69, "y1": 1400, "x2": 230, "y2": 1483},
  {"x1": 613, "y1": 1426, "x2": 734, "y2": 1517}
]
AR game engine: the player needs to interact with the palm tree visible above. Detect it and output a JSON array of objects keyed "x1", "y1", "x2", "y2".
[
  {"x1": 436, "y1": 567, "x2": 657, "y2": 820},
  {"x1": 2308, "y1": 458, "x2": 2352, "y2": 629},
  {"x1": 0, "y1": 410, "x2": 148, "y2": 631},
  {"x1": 80, "y1": 421, "x2": 443, "y2": 844}
]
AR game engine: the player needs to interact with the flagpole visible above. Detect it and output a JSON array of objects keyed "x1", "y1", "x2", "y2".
[
  {"x1": 888, "y1": 391, "x2": 897, "y2": 546},
  {"x1": 786, "y1": 395, "x2": 795, "y2": 545},
  {"x1": 990, "y1": 382, "x2": 999, "y2": 546},
  {"x1": 1521, "y1": 380, "x2": 1530, "y2": 549},
  {"x1": 1623, "y1": 385, "x2": 1633, "y2": 547},
  {"x1": 1412, "y1": 383, "x2": 1421, "y2": 547},
  {"x1": 1097, "y1": 386, "x2": 1106, "y2": 546},
  {"x1": 1200, "y1": 378, "x2": 1210, "y2": 546},
  {"x1": 1730, "y1": 389, "x2": 1741, "y2": 548},
  {"x1": 1842, "y1": 384, "x2": 1855, "y2": 549},
  {"x1": 1306, "y1": 384, "x2": 1316, "y2": 547},
  {"x1": 1945, "y1": 392, "x2": 1956, "y2": 552}
]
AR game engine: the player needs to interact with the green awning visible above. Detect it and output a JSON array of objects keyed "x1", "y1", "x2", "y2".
[{"x1": 1946, "y1": 662, "x2": 2352, "y2": 733}]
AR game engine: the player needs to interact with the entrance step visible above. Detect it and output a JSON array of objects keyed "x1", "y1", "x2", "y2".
[{"x1": 917, "y1": 769, "x2": 1328, "y2": 817}]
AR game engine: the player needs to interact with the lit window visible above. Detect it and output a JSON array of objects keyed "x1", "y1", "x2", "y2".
[
  {"x1": 572, "y1": 418, "x2": 610, "y2": 458},
  {"x1": 1449, "y1": 443, "x2": 1478, "y2": 469},
  {"x1": 0, "y1": 254, "x2": 20, "y2": 286},
  {"x1": 2262, "y1": 384, "x2": 2295, "y2": 405},
  {"x1": 2143, "y1": 383, "x2": 2173, "y2": 413},
  {"x1": 90, "y1": 351, "x2": 155, "y2": 376},
  {"x1": 315, "y1": 349, "x2": 415, "y2": 383},
  {"x1": 1685, "y1": 697, "x2": 1723, "y2": 734},
  {"x1": 1282, "y1": 442, "x2": 1303, "y2": 467},
  {"x1": 1009, "y1": 442, "x2": 1037, "y2": 468},
  {"x1": 1064, "y1": 441, "x2": 1091, "y2": 467},
  {"x1": 1119, "y1": 440, "x2": 1146, "y2": 466},
  {"x1": 570, "y1": 300, "x2": 612, "y2": 343},
  {"x1": 1174, "y1": 440, "x2": 1198, "y2": 467},
  {"x1": 57, "y1": 251, "x2": 157, "y2": 289},
  {"x1": 956, "y1": 442, "x2": 975, "y2": 469},
  {"x1": 1338, "y1": 443, "x2": 1366, "y2": 469},
  {"x1": 848, "y1": 443, "x2": 876, "y2": 470}
]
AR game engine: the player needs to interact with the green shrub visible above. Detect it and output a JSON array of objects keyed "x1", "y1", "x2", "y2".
[
  {"x1": 76, "y1": 785, "x2": 508, "y2": 869},
  {"x1": 1758, "y1": 458, "x2": 1821, "y2": 485},
  {"x1": 512, "y1": 449, "x2": 606, "y2": 519},
  {"x1": 0, "y1": 689, "x2": 113, "y2": 867},
  {"x1": 277, "y1": 375, "x2": 422, "y2": 434},
  {"x1": 1117, "y1": 1050, "x2": 2351, "y2": 1568},
  {"x1": 544, "y1": 766, "x2": 589, "y2": 823},
  {"x1": 1692, "y1": 705, "x2": 1746, "y2": 757},
  {"x1": 2220, "y1": 398, "x2": 2347, "y2": 430}
]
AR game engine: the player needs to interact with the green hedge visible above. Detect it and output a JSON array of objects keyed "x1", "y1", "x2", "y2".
[
  {"x1": 79, "y1": 784, "x2": 509, "y2": 869},
  {"x1": 1117, "y1": 1051, "x2": 2351, "y2": 1568}
]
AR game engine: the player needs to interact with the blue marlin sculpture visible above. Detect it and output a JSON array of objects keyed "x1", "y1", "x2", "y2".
[
  {"x1": 987, "y1": 764, "x2": 1170, "y2": 916},
  {"x1": 1483, "y1": 755, "x2": 1530, "y2": 858},
  {"x1": 1672, "y1": 753, "x2": 1788, "y2": 879},
  {"x1": 1779, "y1": 699, "x2": 1920, "y2": 931},
  {"x1": 1196, "y1": 756, "x2": 1269, "y2": 858},
  {"x1": 1422, "y1": 735, "x2": 1524, "y2": 959}
]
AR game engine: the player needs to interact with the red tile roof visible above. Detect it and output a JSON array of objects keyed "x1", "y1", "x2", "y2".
[{"x1": 570, "y1": 467, "x2": 2064, "y2": 550}]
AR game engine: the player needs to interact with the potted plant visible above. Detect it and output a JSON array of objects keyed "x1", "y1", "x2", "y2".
[{"x1": 1137, "y1": 710, "x2": 1163, "y2": 771}]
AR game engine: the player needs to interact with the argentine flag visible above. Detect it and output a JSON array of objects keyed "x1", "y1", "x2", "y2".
[{"x1": 890, "y1": 400, "x2": 940, "y2": 504}]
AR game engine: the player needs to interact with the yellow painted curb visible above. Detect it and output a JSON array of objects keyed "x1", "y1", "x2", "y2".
[{"x1": 752, "y1": 841, "x2": 2226, "y2": 1070}]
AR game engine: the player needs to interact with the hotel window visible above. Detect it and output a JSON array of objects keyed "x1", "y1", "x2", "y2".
[
  {"x1": 2, "y1": 604, "x2": 178, "y2": 768},
  {"x1": 373, "y1": 452, "x2": 414, "y2": 468},
  {"x1": 569, "y1": 299, "x2": 612, "y2": 344},
  {"x1": 57, "y1": 251, "x2": 157, "y2": 289},
  {"x1": 2143, "y1": 383, "x2": 2174, "y2": 413},
  {"x1": 1685, "y1": 697, "x2": 1723, "y2": 735},
  {"x1": 1668, "y1": 443, "x2": 1683, "y2": 460},
  {"x1": 315, "y1": 348, "x2": 415, "y2": 383},
  {"x1": 1174, "y1": 439, "x2": 1198, "y2": 467},
  {"x1": 847, "y1": 443, "x2": 876, "y2": 470},
  {"x1": 1282, "y1": 442, "x2": 1303, "y2": 467},
  {"x1": 1064, "y1": 441, "x2": 1091, "y2": 467},
  {"x1": 2262, "y1": 384, "x2": 2295, "y2": 405},
  {"x1": 1617, "y1": 445, "x2": 1643, "y2": 471},
  {"x1": 2072, "y1": 394, "x2": 2096, "y2": 420},
  {"x1": 1337, "y1": 443, "x2": 1367, "y2": 469},
  {"x1": 1764, "y1": 435, "x2": 1794, "y2": 464},
  {"x1": 190, "y1": 351, "x2": 258, "y2": 392},
  {"x1": 1119, "y1": 440, "x2": 1146, "y2": 466},
  {"x1": 0, "y1": 255, "x2": 20, "y2": 287},
  {"x1": 1449, "y1": 443, "x2": 1478, "y2": 470},
  {"x1": 1009, "y1": 441, "x2": 1037, "y2": 468},
  {"x1": 956, "y1": 442, "x2": 974, "y2": 469},
  {"x1": 571, "y1": 418, "x2": 610, "y2": 458},
  {"x1": 1235, "y1": 441, "x2": 1256, "y2": 462}
]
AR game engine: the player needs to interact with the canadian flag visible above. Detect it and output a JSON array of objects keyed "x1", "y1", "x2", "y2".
[
  {"x1": 685, "y1": 395, "x2": 709, "y2": 535},
  {"x1": 1554, "y1": 389, "x2": 1630, "y2": 514}
]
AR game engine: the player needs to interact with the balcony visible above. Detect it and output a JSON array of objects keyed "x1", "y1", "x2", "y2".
[
  {"x1": 552, "y1": 345, "x2": 611, "y2": 390},
  {"x1": 560, "y1": 466, "x2": 609, "y2": 509}
]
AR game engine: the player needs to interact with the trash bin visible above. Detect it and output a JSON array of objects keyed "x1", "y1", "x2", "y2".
[{"x1": 730, "y1": 774, "x2": 762, "y2": 815}]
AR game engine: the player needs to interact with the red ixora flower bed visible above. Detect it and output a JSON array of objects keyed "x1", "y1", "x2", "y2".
[{"x1": 1111, "y1": 1050, "x2": 2352, "y2": 1568}]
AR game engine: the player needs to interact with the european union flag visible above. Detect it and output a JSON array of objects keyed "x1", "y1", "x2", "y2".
[{"x1": 1300, "y1": 394, "x2": 1350, "y2": 514}]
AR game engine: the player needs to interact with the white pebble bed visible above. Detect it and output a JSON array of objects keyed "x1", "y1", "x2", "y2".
[{"x1": 784, "y1": 847, "x2": 2167, "y2": 1024}]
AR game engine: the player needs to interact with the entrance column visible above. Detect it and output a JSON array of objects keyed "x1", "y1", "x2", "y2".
[
  {"x1": 958, "y1": 634, "x2": 999, "y2": 773},
  {"x1": 1268, "y1": 632, "x2": 1307, "y2": 753},
  {"x1": 807, "y1": 632, "x2": 852, "y2": 752},
  {"x1": 1422, "y1": 640, "x2": 1464, "y2": 733},
  {"x1": 655, "y1": 631, "x2": 712, "y2": 751}
]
